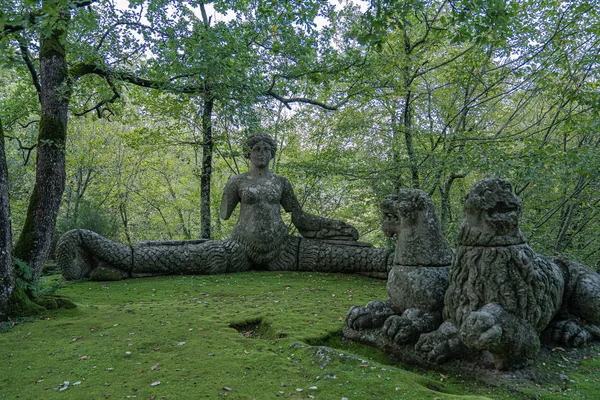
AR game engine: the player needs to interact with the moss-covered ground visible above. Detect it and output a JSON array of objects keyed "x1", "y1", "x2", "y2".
[{"x1": 1, "y1": 271, "x2": 599, "y2": 399}]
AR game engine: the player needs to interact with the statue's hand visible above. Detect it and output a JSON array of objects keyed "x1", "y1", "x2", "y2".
[
  {"x1": 328, "y1": 219, "x2": 359, "y2": 240},
  {"x1": 300, "y1": 219, "x2": 358, "y2": 241}
]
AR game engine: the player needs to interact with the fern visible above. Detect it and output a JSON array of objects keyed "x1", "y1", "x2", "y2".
[{"x1": 13, "y1": 258, "x2": 40, "y2": 298}]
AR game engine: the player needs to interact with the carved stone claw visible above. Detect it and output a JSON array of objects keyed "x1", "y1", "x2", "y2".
[
  {"x1": 345, "y1": 301, "x2": 393, "y2": 330},
  {"x1": 544, "y1": 319, "x2": 593, "y2": 348},
  {"x1": 460, "y1": 310, "x2": 503, "y2": 350},
  {"x1": 415, "y1": 321, "x2": 464, "y2": 363},
  {"x1": 383, "y1": 315, "x2": 416, "y2": 344}
]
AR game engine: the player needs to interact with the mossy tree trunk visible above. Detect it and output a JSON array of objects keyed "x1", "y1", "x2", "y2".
[
  {"x1": 13, "y1": 1, "x2": 70, "y2": 281},
  {"x1": 198, "y1": 5, "x2": 214, "y2": 240},
  {"x1": 0, "y1": 118, "x2": 15, "y2": 321},
  {"x1": 199, "y1": 95, "x2": 214, "y2": 239}
]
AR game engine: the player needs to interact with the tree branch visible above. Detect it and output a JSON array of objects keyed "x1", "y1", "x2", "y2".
[
  {"x1": 70, "y1": 62, "x2": 208, "y2": 94},
  {"x1": 18, "y1": 120, "x2": 39, "y2": 129},
  {"x1": 5, "y1": 135, "x2": 37, "y2": 165},
  {"x1": 17, "y1": 37, "x2": 41, "y2": 96},
  {"x1": 264, "y1": 89, "x2": 339, "y2": 111},
  {"x1": 74, "y1": 76, "x2": 121, "y2": 118}
]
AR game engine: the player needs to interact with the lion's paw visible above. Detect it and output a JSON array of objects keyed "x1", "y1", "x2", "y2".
[
  {"x1": 415, "y1": 321, "x2": 463, "y2": 363},
  {"x1": 345, "y1": 301, "x2": 393, "y2": 330},
  {"x1": 383, "y1": 308, "x2": 440, "y2": 344},
  {"x1": 460, "y1": 310, "x2": 503, "y2": 350},
  {"x1": 383, "y1": 315, "x2": 416, "y2": 344},
  {"x1": 543, "y1": 319, "x2": 592, "y2": 347}
]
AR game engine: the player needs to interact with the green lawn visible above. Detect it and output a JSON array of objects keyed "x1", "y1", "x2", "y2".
[{"x1": 2, "y1": 271, "x2": 599, "y2": 399}]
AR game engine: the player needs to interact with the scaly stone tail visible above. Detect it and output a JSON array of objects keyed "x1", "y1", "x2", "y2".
[
  {"x1": 56, "y1": 229, "x2": 132, "y2": 280},
  {"x1": 297, "y1": 238, "x2": 393, "y2": 278}
]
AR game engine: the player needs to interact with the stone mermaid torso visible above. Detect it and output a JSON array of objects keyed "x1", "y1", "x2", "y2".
[{"x1": 224, "y1": 172, "x2": 295, "y2": 266}]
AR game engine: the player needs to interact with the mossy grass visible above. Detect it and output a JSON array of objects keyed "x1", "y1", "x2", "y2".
[{"x1": 1, "y1": 271, "x2": 599, "y2": 399}]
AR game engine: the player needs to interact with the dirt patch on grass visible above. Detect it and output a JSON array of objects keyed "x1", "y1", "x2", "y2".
[{"x1": 229, "y1": 318, "x2": 288, "y2": 339}]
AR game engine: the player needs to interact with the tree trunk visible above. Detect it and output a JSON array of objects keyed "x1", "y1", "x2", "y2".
[
  {"x1": 199, "y1": 96, "x2": 214, "y2": 239},
  {"x1": 554, "y1": 176, "x2": 586, "y2": 253},
  {"x1": 440, "y1": 173, "x2": 465, "y2": 234},
  {"x1": 402, "y1": 89, "x2": 419, "y2": 189},
  {"x1": 389, "y1": 107, "x2": 404, "y2": 191},
  {"x1": 402, "y1": 26, "x2": 419, "y2": 190},
  {"x1": 13, "y1": 4, "x2": 70, "y2": 280},
  {"x1": 0, "y1": 118, "x2": 15, "y2": 321}
]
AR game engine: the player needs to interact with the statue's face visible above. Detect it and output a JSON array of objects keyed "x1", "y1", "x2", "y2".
[
  {"x1": 461, "y1": 179, "x2": 524, "y2": 246},
  {"x1": 250, "y1": 140, "x2": 273, "y2": 168}
]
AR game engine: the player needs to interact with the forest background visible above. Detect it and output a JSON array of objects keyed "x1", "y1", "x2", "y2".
[{"x1": 1, "y1": 0, "x2": 599, "y2": 318}]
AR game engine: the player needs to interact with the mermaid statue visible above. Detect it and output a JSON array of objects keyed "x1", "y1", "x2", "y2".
[{"x1": 56, "y1": 133, "x2": 393, "y2": 280}]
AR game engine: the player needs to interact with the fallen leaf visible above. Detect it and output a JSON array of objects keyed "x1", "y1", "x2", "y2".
[{"x1": 150, "y1": 381, "x2": 161, "y2": 386}]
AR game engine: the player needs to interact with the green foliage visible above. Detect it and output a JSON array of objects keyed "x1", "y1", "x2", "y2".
[
  {"x1": 13, "y1": 257, "x2": 38, "y2": 298},
  {"x1": 56, "y1": 199, "x2": 120, "y2": 240},
  {"x1": 357, "y1": 0, "x2": 517, "y2": 48},
  {"x1": 13, "y1": 258, "x2": 64, "y2": 299}
]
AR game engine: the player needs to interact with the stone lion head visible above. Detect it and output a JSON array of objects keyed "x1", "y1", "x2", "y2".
[
  {"x1": 458, "y1": 178, "x2": 525, "y2": 246},
  {"x1": 381, "y1": 188, "x2": 452, "y2": 267}
]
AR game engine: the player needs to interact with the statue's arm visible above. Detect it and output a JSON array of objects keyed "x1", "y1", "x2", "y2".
[
  {"x1": 280, "y1": 178, "x2": 359, "y2": 241},
  {"x1": 220, "y1": 176, "x2": 240, "y2": 220}
]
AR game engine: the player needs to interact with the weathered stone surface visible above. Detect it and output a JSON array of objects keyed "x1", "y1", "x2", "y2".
[
  {"x1": 457, "y1": 178, "x2": 525, "y2": 247},
  {"x1": 381, "y1": 189, "x2": 453, "y2": 266},
  {"x1": 345, "y1": 178, "x2": 600, "y2": 371},
  {"x1": 56, "y1": 133, "x2": 392, "y2": 280},
  {"x1": 344, "y1": 188, "x2": 452, "y2": 355},
  {"x1": 387, "y1": 266, "x2": 448, "y2": 313}
]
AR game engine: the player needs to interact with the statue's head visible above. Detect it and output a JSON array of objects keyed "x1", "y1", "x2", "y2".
[
  {"x1": 244, "y1": 133, "x2": 277, "y2": 160},
  {"x1": 380, "y1": 188, "x2": 453, "y2": 267},
  {"x1": 459, "y1": 178, "x2": 525, "y2": 246},
  {"x1": 380, "y1": 188, "x2": 433, "y2": 237}
]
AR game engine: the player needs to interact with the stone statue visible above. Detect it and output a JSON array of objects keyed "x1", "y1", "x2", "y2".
[
  {"x1": 344, "y1": 179, "x2": 600, "y2": 370},
  {"x1": 343, "y1": 188, "x2": 454, "y2": 358},
  {"x1": 56, "y1": 133, "x2": 393, "y2": 281}
]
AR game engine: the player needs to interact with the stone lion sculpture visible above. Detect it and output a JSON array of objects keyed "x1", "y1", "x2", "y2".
[
  {"x1": 345, "y1": 178, "x2": 600, "y2": 370},
  {"x1": 344, "y1": 188, "x2": 453, "y2": 346}
]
